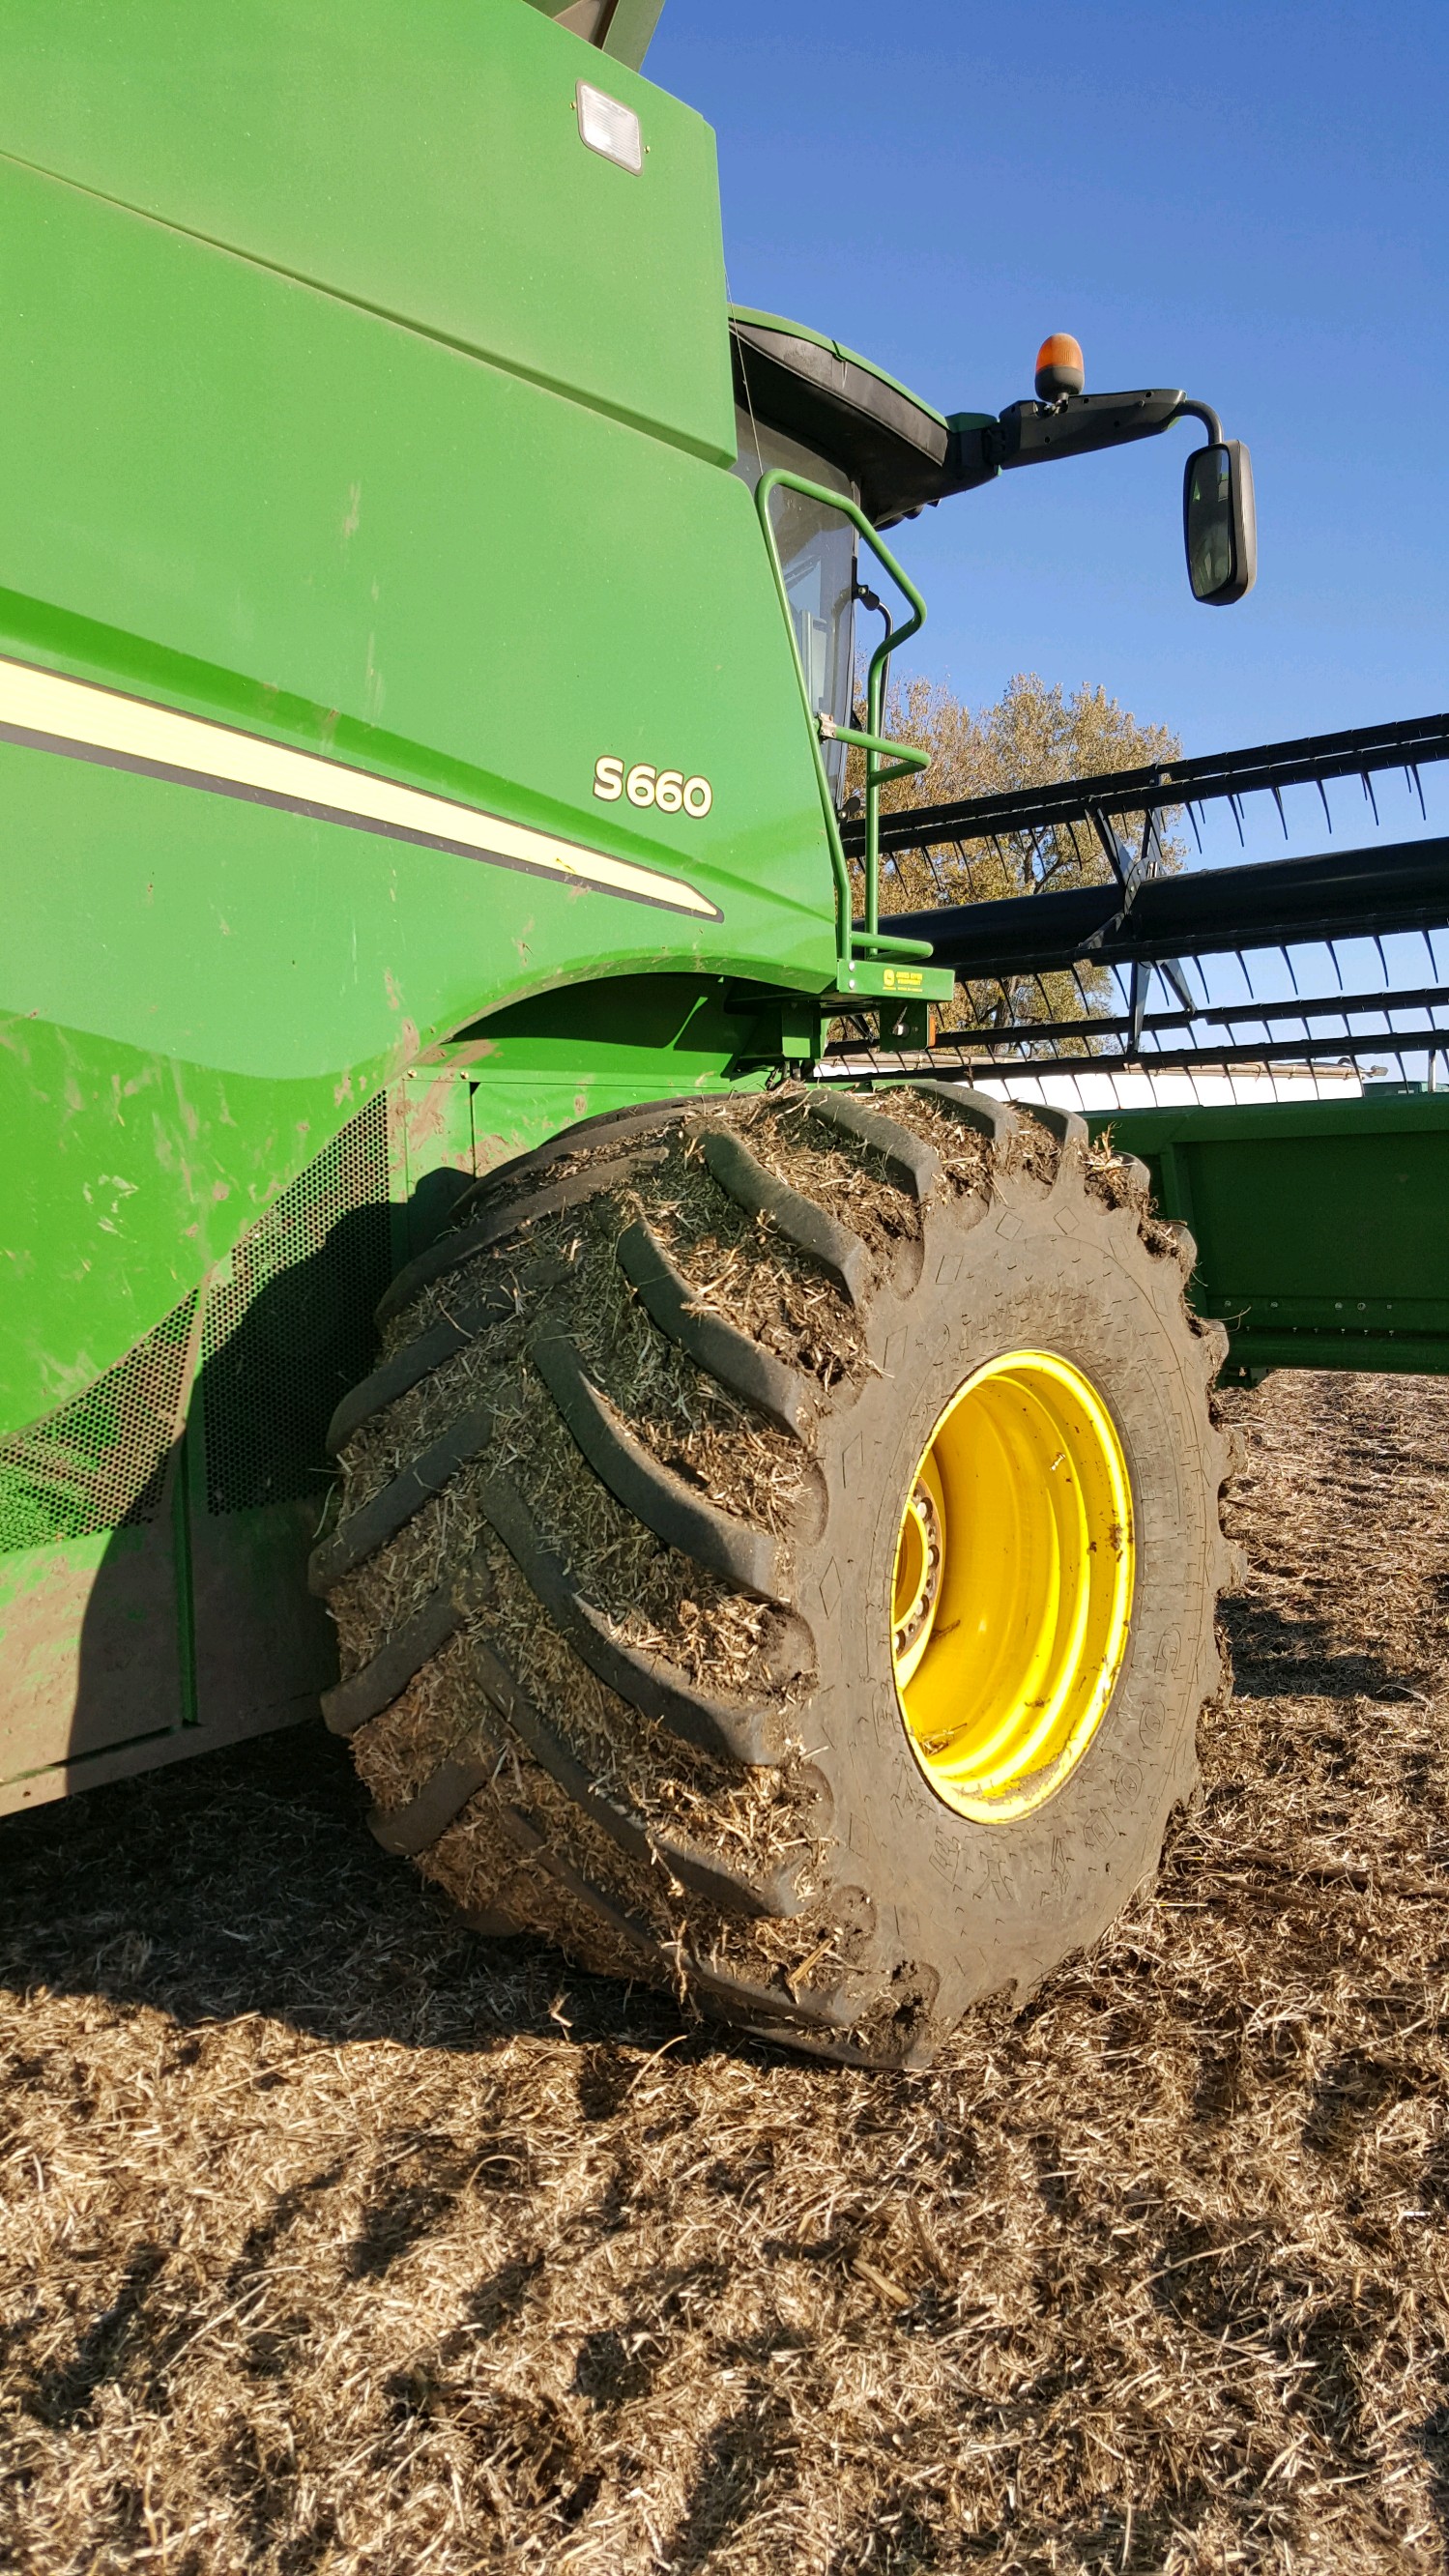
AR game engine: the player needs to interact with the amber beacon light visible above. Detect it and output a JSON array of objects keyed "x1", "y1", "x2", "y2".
[{"x1": 1034, "y1": 333, "x2": 1086, "y2": 401}]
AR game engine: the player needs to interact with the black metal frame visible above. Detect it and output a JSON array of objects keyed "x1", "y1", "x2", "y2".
[
  {"x1": 844, "y1": 709, "x2": 1449, "y2": 859},
  {"x1": 833, "y1": 709, "x2": 1449, "y2": 1084}
]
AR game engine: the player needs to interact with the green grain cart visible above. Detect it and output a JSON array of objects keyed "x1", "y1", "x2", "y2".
[{"x1": 5, "y1": 1, "x2": 1447, "y2": 2066}]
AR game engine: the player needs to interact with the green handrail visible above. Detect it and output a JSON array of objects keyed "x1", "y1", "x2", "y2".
[{"x1": 754, "y1": 468, "x2": 933, "y2": 980}]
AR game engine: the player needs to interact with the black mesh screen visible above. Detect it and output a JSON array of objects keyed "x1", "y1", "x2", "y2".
[
  {"x1": 199, "y1": 1091, "x2": 392, "y2": 1514},
  {"x1": 0, "y1": 1293, "x2": 197, "y2": 1553}
]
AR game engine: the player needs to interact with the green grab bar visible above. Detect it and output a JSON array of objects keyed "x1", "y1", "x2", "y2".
[{"x1": 754, "y1": 468, "x2": 933, "y2": 974}]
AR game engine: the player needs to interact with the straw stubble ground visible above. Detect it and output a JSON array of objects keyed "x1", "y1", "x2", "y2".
[{"x1": 2, "y1": 1369, "x2": 1447, "y2": 2573}]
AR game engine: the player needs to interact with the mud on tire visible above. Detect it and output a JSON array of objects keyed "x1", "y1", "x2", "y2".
[{"x1": 312, "y1": 1085, "x2": 1234, "y2": 2069}]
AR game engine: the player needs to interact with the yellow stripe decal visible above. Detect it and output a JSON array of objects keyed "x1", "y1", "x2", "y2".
[{"x1": 0, "y1": 654, "x2": 721, "y2": 922}]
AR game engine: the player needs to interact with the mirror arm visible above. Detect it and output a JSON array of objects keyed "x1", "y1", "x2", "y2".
[
  {"x1": 1168, "y1": 395, "x2": 1225, "y2": 445},
  {"x1": 942, "y1": 389, "x2": 1228, "y2": 491}
]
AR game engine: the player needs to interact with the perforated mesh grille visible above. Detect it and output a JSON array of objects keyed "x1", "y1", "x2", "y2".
[
  {"x1": 200, "y1": 1091, "x2": 391, "y2": 1514},
  {"x1": 0, "y1": 1293, "x2": 197, "y2": 1554}
]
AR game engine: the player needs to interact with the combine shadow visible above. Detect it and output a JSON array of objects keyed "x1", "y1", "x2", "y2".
[
  {"x1": 9, "y1": 1113, "x2": 496, "y2": 1880},
  {"x1": 5, "y1": 1062, "x2": 490, "y2": 1810},
  {"x1": 52, "y1": 1169, "x2": 437, "y2": 1778},
  {"x1": 0, "y1": 1720, "x2": 688, "y2": 2061},
  {"x1": 0, "y1": 1113, "x2": 765, "y2": 2069},
  {"x1": 1217, "y1": 1593, "x2": 1415, "y2": 1701}
]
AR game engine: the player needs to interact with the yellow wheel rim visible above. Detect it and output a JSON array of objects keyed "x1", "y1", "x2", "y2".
[{"x1": 891, "y1": 1349, "x2": 1135, "y2": 1822}]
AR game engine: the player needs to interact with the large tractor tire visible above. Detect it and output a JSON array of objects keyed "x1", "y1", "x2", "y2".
[{"x1": 312, "y1": 1084, "x2": 1234, "y2": 2068}]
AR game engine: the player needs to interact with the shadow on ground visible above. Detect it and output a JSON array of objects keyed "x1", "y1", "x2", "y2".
[
  {"x1": 1221, "y1": 1593, "x2": 1422, "y2": 1702},
  {"x1": 4, "y1": 1368, "x2": 1449, "y2": 2574},
  {"x1": 0, "y1": 1725, "x2": 687, "y2": 2061}
]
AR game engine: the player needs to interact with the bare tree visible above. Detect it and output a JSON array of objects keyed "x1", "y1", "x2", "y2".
[{"x1": 850, "y1": 672, "x2": 1184, "y2": 1039}]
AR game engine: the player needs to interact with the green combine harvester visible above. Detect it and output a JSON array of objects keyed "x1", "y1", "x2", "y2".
[{"x1": 4, "y1": 1, "x2": 1447, "y2": 2065}]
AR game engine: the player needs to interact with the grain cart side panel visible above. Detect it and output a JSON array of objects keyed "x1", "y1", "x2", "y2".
[
  {"x1": 1095, "y1": 1094, "x2": 1449, "y2": 1375},
  {"x1": 0, "y1": 5, "x2": 838, "y2": 1806}
]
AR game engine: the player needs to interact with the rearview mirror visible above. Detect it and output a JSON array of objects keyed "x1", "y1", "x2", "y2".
[{"x1": 1183, "y1": 440, "x2": 1257, "y2": 605}]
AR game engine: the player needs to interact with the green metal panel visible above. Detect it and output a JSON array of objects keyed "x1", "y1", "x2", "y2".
[
  {"x1": 1094, "y1": 1094, "x2": 1449, "y2": 1374},
  {"x1": 0, "y1": 1519, "x2": 188, "y2": 1787},
  {"x1": 0, "y1": 0, "x2": 850, "y2": 1802},
  {"x1": 459, "y1": 972, "x2": 771, "y2": 1147},
  {"x1": 0, "y1": 147, "x2": 835, "y2": 1434},
  {"x1": 0, "y1": 0, "x2": 731, "y2": 463},
  {"x1": 0, "y1": 1013, "x2": 758, "y2": 1814}
]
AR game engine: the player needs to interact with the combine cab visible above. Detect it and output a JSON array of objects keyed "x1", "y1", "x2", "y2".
[{"x1": 2, "y1": 0, "x2": 1444, "y2": 2065}]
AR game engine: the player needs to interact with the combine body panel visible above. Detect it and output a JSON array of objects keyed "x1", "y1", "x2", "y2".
[
  {"x1": 0, "y1": 4, "x2": 843, "y2": 1805},
  {"x1": 2, "y1": 0, "x2": 840, "y2": 1430}
]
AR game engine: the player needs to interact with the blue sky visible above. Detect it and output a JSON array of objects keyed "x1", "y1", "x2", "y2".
[{"x1": 651, "y1": 0, "x2": 1447, "y2": 819}]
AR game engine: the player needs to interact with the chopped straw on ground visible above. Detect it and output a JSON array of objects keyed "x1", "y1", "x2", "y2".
[{"x1": 2, "y1": 1368, "x2": 1448, "y2": 2572}]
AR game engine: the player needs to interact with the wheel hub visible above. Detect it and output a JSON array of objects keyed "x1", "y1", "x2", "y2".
[
  {"x1": 892, "y1": 1464, "x2": 943, "y2": 1672},
  {"x1": 890, "y1": 1348, "x2": 1135, "y2": 1823}
]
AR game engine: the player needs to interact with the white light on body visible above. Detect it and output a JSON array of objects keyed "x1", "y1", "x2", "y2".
[{"x1": 576, "y1": 80, "x2": 643, "y2": 175}]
